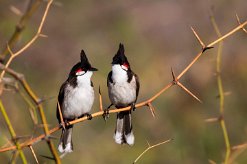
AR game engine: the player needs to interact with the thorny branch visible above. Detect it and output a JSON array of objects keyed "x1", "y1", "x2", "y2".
[
  {"x1": 0, "y1": 18, "x2": 246, "y2": 155},
  {"x1": 0, "y1": 0, "x2": 53, "y2": 81},
  {"x1": 204, "y1": 14, "x2": 247, "y2": 164},
  {"x1": 0, "y1": 0, "x2": 61, "y2": 163},
  {"x1": 0, "y1": 0, "x2": 43, "y2": 62},
  {"x1": 210, "y1": 15, "x2": 231, "y2": 164}
]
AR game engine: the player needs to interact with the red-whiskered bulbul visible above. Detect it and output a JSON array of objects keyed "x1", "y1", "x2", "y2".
[
  {"x1": 106, "y1": 43, "x2": 140, "y2": 145},
  {"x1": 57, "y1": 50, "x2": 97, "y2": 153}
]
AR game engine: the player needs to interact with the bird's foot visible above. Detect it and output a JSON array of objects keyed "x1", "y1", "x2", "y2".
[
  {"x1": 85, "y1": 113, "x2": 92, "y2": 120},
  {"x1": 102, "y1": 109, "x2": 110, "y2": 121},
  {"x1": 102, "y1": 103, "x2": 113, "y2": 121},
  {"x1": 60, "y1": 120, "x2": 70, "y2": 130},
  {"x1": 131, "y1": 103, "x2": 136, "y2": 111}
]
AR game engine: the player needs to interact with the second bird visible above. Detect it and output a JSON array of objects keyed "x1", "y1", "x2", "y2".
[{"x1": 107, "y1": 43, "x2": 140, "y2": 145}]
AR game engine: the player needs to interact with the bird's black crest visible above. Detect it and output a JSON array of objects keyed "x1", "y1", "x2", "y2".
[
  {"x1": 80, "y1": 50, "x2": 93, "y2": 70},
  {"x1": 112, "y1": 43, "x2": 129, "y2": 65},
  {"x1": 69, "y1": 50, "x2": 97, "y2": 76}
]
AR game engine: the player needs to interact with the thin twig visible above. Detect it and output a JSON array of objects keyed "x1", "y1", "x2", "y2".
[
  {"x1": 57, "y1": 101, "x2": 65, "y2": 129},
  {"x1": 99, "y1": 86, "x2": 103, "y2": 111},
  {"x1": 0, "y1": 0, "x2": 42, "y2": 61},
  {"x1": 29, "y1": 146, "x2": 39, "y2": 164},
  {"x1": 133, "y1": 138, "x2": 172, "y2": 163},
  {"x1": 0, "y1": 0, "x2": 52, "y2": 80},
  {"x1": 208, "y1": 21, "x2": 247, "y2": 47},
  {"x1": 178, "y1": 20, "x2": 247, "y2": 80},
  {"x1": 177, "y1": 51, "x2": 203, "y2": 80}
]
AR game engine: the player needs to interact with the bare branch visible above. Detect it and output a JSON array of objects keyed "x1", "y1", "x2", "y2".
[
  {"x1": 0, "y1": 0, "x2": 43, "y2": 61},
  {"x1": 133, "y1": 138, "x2": 173, "y2": 163},
  {"x1": 0, "y1": 0, "x2": 53, "y2": 80}
]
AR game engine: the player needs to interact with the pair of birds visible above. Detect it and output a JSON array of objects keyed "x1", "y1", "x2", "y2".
[{"x1": 57, "y1": 43, "x2": 140, "y2": 153}]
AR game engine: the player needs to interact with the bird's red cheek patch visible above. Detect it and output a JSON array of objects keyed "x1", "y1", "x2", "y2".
[
  {"x1": 76, "y1": 68, "x2": 83, "y2": 73},
  {"x1": 122, "y1": 63, "x2": 129, "y2": 70}
]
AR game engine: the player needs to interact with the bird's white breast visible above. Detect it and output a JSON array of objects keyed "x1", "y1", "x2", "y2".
[
  {"x1": 109, "y1": 65, "x2": 136, "y2": 107},
  {"x1": 62, "y1": 71, "x2": 94, "y2": 119}
]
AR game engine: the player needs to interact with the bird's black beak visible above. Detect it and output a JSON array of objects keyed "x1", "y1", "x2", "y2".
[{"x1": 90, "y1": 67, "x2": 98, "y2": 71}]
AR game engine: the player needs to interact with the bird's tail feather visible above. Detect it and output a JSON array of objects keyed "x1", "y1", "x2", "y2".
[
  {"x1": 58, "y1": 125, "x2": 73, "y2": 153},
  {"x1": 114, "y1": 111, "x2": 134, "y2": 145}
]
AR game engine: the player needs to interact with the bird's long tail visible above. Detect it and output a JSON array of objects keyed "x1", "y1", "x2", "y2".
[
  {"x1": 114, "y1": 110, "x2": 134, "y2": 145},
  {"x1": 58, "y1": 125, "x2": 73, "y2": 153}
]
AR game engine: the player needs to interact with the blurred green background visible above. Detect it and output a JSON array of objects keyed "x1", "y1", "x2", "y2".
[{"x1": 0, "y1": 0, "x2": 247, "y2": 163}]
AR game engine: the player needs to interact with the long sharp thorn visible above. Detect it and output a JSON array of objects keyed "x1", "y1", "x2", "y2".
[
  {"x1": 191, "y1": 26, "x2": 205, "y2": 47},
  {"x1": 177, "y1": 81, "x2": 202, "y2": 103}
]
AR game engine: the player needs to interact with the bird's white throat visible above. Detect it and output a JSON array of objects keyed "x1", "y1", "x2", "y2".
[
  {"x1": 112, "y1": 64, "x2": 128, "y2": 83},
  {"x1": 76, "y1": 71, "x2": 93, "y2": 86}
]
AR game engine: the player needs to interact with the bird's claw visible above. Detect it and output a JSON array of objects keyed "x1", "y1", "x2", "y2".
[
  {"x1": 60, "y1": 122, "x2": 66, "y2": 130},
  {"x1": 86, "y1": 113, "x2": 93, "y2": 120},
  {"x1": 60, "y1": 120, "x2": 70, "y2": 130},
  {"x1": 102, "y1": 109, "x2": 110, "y2": 121},
  {"x1": 131, "y1": 103, "x2": 136, "y2": 111}
]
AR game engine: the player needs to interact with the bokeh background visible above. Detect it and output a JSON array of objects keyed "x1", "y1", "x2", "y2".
[{"x1": 0, "y1": 0, "x2": 247, "y2": 163}]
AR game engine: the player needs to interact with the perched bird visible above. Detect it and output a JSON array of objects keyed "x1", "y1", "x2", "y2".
[
  {"x1": 57, "y1": 50, "x2": 97, "y2": 153},
  {"x1": 106, "y1": 43, "x2": 140, "y2": 145}
]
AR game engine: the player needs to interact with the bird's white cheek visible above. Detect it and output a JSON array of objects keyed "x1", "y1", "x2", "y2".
[
  {"x1": 76, "y1": 71, "x2": 85, "y2": 76},
  {"x1": 121, "y1": 65, "x2": 128, "y2": 71}
]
